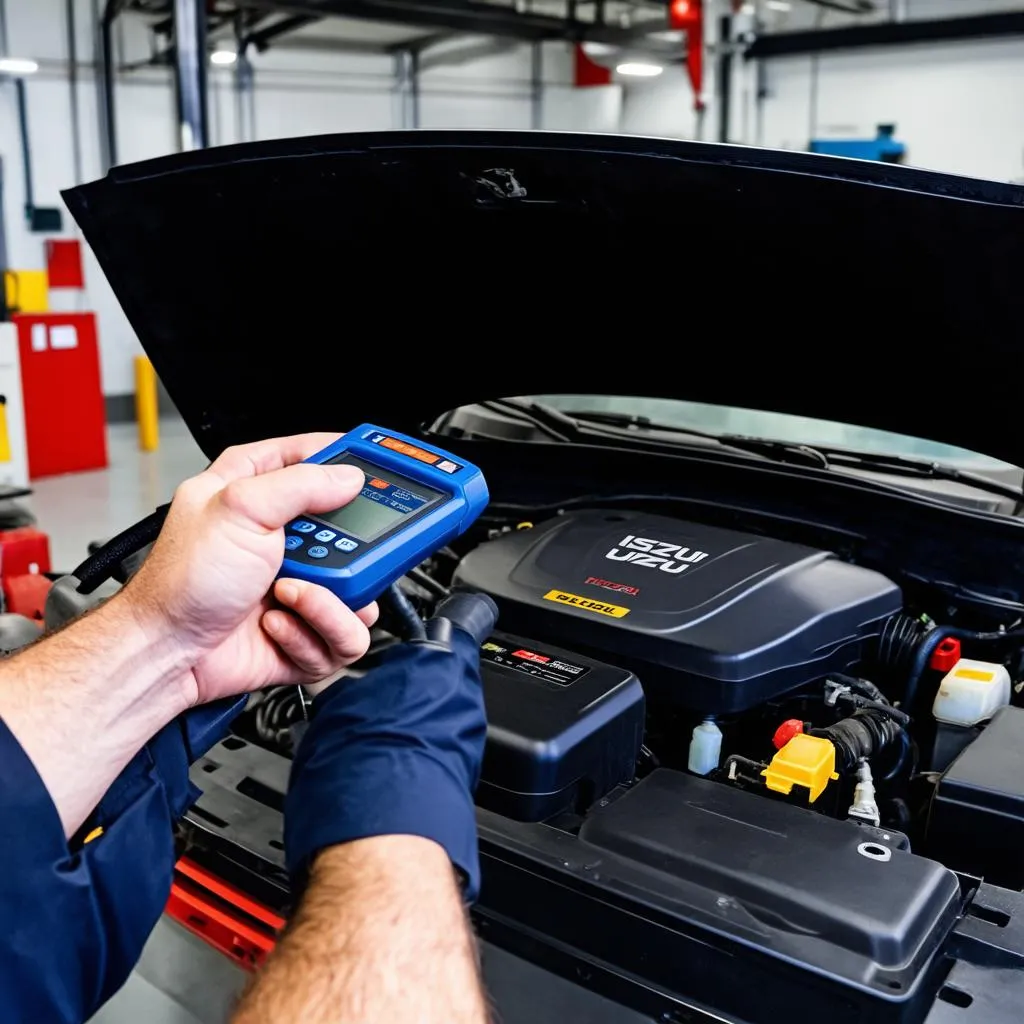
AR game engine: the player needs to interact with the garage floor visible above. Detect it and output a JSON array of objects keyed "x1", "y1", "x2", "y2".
[{"x1": 27, "y1": 420, "x2": 207, "y2": 572}]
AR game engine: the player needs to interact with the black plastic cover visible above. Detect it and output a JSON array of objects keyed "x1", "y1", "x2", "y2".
[
  {"x1": 929, "y1": 705, "x2": 1024, "y2": 888},
  {"x1": 454, "y1": 510, "x2": 902, "y2": 713},
  {"x1": 477, "y1": 631, "x2": 644, "y2": 821},
  {"x1": 579, "y1": 770, "x2": 959, "y2": 994}
]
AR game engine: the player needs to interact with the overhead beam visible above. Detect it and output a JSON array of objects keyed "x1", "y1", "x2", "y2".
[
  {"x1": 261, "y1": 34, "x2": 400, "y2": 52},
  {"x1": 746, "y1": 9, "x2": 1024, "y2": 59},
  {"x1": 802, "y1": 0, "x2": 876, "y2": 13},
  {"x1": 232, "y1": 0, "x2": 642, "y2": 43},
  {"x1": 386, "y1": 31, "x2": 456, "y2": 54},
  {"x1": 244, "y1": 13, "x2": 321, "y2": 50},
  {"x1": 417, "y1": 37, "x2": 518, "y2": 71}
]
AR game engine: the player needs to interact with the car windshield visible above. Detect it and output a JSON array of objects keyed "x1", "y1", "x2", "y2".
[{"x1": 526, "y1": 395, "x2": 1016, "y2": 472}]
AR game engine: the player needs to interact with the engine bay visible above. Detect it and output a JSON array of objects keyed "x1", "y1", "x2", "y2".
[{"x1": 198, "y1": 500, "x2": 1024, "y2": 1022}]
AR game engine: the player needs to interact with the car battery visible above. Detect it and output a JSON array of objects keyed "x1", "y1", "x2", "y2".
[{"x1": 477, "y1": 631, "x2": 645, "y2": 822}]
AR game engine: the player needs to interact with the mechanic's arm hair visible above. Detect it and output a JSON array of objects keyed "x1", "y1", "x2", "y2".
[
  {"x1": 232, "y1": 835, "x2": 490, "y2": 1024},
  {"x1": 0, "y1": 594, "x2": 193, "y2": 836}
]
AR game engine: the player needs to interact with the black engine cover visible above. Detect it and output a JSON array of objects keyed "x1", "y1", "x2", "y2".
[{"x1": 455, "y1": 510, "x2": 901, "y2": 713}]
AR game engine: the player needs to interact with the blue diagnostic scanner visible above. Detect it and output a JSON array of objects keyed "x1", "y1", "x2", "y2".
[{"x1": 279, "y1": 424, "x2": 488, "y2": 610}]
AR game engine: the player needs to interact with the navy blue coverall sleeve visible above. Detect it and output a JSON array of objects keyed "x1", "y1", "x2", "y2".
[{"x1": 0, "y1": 699, "x2": 237, "y2": 1024}]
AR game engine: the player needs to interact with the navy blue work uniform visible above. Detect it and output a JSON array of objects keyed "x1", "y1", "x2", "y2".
[{"x1": 0, "y1": 591, "x2": 492, "y2": 1023}]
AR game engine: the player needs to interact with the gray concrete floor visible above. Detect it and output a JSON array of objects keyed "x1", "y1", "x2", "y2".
[{"x1": 27, "y1": 420, "x2": 207, "y2": 572}]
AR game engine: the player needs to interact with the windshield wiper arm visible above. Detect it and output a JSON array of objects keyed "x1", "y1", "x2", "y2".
[
  {"x1": 484, "y1": 404, "x2": 1024, "y2": 503},
  {"x1": 564, "y1": 410, "x2": 1024, "y2": 502},
  {"x1": 564, "y1": 410, "x2": 832, "y2": 468},
  {"x1": 802, "y1": 446, "x2": 1024, "y2": 503}
]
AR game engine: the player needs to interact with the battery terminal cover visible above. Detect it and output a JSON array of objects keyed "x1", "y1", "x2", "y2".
[{"x1": 762, "y1": 733, "x2": 839, "y2": 803}]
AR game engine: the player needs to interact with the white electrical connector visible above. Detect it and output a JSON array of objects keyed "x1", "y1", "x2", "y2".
[{"x1": 847, "y1": 759, "x2": 880, "y2": 827}]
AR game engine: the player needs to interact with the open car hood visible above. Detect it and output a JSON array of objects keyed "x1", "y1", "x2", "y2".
[{"x1": 64, "y1": 130, "x2": 1024, "y2": 465}]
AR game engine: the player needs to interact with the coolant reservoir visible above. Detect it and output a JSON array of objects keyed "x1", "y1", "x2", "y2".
[
  {"x1": 688, "y1": 718, "x2": 722, "y2": 775},
  {"x1": 932, "y1": 658, "x2": 1011, "y2": 726}
]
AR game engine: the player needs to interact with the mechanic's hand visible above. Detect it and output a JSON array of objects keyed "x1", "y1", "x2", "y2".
[
  {"x1": 285, "y1": 592, "x2": 497, "y2": 902},
  {"x1": 123, "y1": 433, "x2": 378, "y2": 707}
]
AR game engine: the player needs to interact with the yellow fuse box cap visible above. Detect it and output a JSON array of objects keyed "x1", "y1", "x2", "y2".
[{"x1": 762, "y1": 733, "x2": 839, "y2": 803}]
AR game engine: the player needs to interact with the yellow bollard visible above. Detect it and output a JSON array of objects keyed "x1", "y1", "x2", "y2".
[{"x1": 134, "y1": 355, "x2": 159, "y2": 452}]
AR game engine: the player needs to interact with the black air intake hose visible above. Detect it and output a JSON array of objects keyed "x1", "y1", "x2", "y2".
[
  {"x1": 877, "y1": 613, "x2": 927, "y2": 681},
  {"x1": 812, "y1": 709, "x2": 903, "y2": 773}
]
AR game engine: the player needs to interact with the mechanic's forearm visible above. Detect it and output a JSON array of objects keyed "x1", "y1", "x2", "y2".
[
  {"x1": 232, "y1": 836, "x2": 490, "y2": 1024},
  {"x1": 0, "y1": 592, "x2": 192, "y2": 836}
]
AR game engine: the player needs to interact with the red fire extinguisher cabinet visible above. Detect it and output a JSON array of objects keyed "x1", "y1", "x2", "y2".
[{"x1": 14, "y1": 313, "x2": 108, "y2": 478}]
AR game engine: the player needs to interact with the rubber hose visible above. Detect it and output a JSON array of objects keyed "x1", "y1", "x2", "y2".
[
  {"x1": 880, "y1": 727, "x2": 913, "y2": 783},
  {"x1": 903, "y1": 624, "x2": 1024, "y2": 710},
  {"x1": 830, "y1": 672, "x2": 887, "y2": 704},
  {"x1": 406, "y1": 567, "x2": 451, "y2": 601},
  {"x1": 848, "y1": 698, "x2": 911, "y2": 727},
  {"x1": 73, "y1": 504, "x2": 170, "y2": 594},
  {"x1": 814, "y1": 710, "x2": 902, "y2": 773}
]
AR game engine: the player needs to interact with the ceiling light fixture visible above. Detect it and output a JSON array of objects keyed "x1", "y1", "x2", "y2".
[
  {"x1": 766, "y1": 1, "x2": 792, "y2": 10},
  {"x1": 210, "y1": 48, "x2": 237, "y2": 65},
  {"x1": 616, "y1": 62, "x2": 664, "y2": 77},
  {"x1": 0, "y1": 58, "x2": 39, "y2": 75}
]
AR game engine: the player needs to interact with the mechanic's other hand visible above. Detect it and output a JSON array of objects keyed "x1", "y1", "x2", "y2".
[
  {"x1": 123, "y1": 433, "x2": 378, "y2": 707},
  {"x1": 285, "y1": 592, "x2": 498, "y2": 903}
]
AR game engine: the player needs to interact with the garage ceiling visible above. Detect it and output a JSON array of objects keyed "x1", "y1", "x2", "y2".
[{"x1": 117, "y1": 0, "x2": 1024, "y2": 62}]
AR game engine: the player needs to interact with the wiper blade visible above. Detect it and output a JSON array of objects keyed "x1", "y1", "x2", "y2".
[
  {"x1": 563, "y1": 410, "x2": 1024, "y2": 503},
  {"x1": 804, "y1": 445, "x2": 1024, "y2": 503},
  {"x1": 485, "y1": 403, "x2": 1024, "y2": 504},
  {"x1": 479, "y1": 398, "x2": 583, "y2": 442},
  {"x1": 565, "y1": 410, "x2": 831, "y2": 468}
]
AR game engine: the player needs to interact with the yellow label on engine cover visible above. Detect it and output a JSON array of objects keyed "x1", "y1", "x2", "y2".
[{"x1": 543, "y1": 589, "x2": 630, "y2": 618}]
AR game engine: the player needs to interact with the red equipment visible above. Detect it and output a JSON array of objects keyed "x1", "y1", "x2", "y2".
[
  {"x1": 668, "y1": 0, "x2": 705, "y2": 110},
  {"x1": 13, "y1": 313, "x2": 107, "y2": 478}
]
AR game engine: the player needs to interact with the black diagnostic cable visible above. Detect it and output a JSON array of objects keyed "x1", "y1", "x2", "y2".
[
  {"x1": 406, "y1": 567, "x2": 450, "y2": 601},
  {"x1": 73, "y1": 504, "x2": 170, "y2": 594},
  {"x1": 384, "y1": 582, "x2": 427, "y2": 642}
]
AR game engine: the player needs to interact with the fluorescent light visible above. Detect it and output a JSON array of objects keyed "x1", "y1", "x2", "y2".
[
  {"x1": 210, "y1": 48, "x2": 237, "y2": 65},
  {"x1": 766, "y1": 1, "x2": 791, "y2": 10},
  {"x1": 616, "y1": 62, "x2": 664, "y2": 77},
  {"x1": 0, "y1": 58, "x2": 39, "y2": 75}
]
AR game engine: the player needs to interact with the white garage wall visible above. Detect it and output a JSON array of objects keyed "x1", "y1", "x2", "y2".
[
  {"x1": 756, "y1": 38, "x2": 1024, "y2": 182},
  {"x1": 617, "y1": 0, "x2": 1024, "y2": 187}
]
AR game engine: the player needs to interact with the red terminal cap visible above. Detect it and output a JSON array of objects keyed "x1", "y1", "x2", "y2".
[
  {"x1": 929, "y1": 636, "x2": 961, "y2": 673},
  {"x1": 772, "y1": 719, "x2": 804, "y2": 750}
]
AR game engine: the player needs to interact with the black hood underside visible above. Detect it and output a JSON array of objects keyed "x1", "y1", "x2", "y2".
[{"x1": 64, "y1": 130, "x2": 1024, "y2": 466}]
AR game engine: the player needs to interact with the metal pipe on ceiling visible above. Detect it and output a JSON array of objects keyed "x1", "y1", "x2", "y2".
[
  {"x1": 100, "y1": 0, "x2": 122, "y2": 170},
  {"x1": 231, "y1": 0, "x2": 639, "y2": 44},
  {"x1": 245, "y1": 13, "x2": 320, "y2": 50},
  {"x1": 173, "y1": 0, "x2": 209, "y2": 150},
  {"x1": 747, "y1": 9, "x2": 1024, "y2": 58},
  {"x1": 65, "y1": 0, "x2": 84, "y2": 184},
  {"x1": 530, "y1": 41, "x2": 542, "y2": 130}
]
